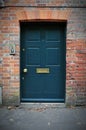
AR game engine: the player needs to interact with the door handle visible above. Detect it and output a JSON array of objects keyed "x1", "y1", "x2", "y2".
[{"x1": 23, "y1": 68, "x2": 28, "y2": 73}]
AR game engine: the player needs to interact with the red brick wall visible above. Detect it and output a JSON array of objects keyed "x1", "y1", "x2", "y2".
[{"x1": 0, "y1": 0, "x2": 86, "y2": 105}]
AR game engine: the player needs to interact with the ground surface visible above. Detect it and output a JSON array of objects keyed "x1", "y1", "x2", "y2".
[{"x1": 0, "y1": 104, "x2": 86, "y2": 130}]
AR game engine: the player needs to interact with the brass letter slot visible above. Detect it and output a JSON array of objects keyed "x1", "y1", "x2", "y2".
[{"x1": 36, "y1": 68, "x2": 50, "y2": 74}]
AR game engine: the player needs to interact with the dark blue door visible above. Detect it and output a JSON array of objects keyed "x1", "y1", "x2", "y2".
[{"x1": 20, "y1": 22, "x2": 66, "y2": 102}]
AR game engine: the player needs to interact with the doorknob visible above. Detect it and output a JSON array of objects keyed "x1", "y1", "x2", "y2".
[{"x1": 23, "y1": 68, "x2": 28, "y2": 73}]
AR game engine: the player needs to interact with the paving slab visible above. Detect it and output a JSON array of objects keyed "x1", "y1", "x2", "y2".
[{"x1": 0, "y1": 104, "x2": 86, "y2": 130}]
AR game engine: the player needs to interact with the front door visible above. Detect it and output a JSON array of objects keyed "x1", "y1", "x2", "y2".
[{"x1": 20, "y1": 22, "x2": 66, "y2": 102}]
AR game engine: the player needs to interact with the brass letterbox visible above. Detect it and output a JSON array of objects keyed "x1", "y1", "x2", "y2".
[{"x1": 36, "y1": 68, "x2": 50, "y2": 74}]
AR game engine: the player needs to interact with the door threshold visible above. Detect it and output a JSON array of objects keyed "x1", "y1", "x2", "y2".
[{"x1": 20, "y1": 103, "x2": 66, "y2": 108}]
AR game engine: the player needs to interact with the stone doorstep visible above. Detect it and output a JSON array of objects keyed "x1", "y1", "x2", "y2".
[{"x1": 20, "y1": 103, "x2": 66, "y2": 109}]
